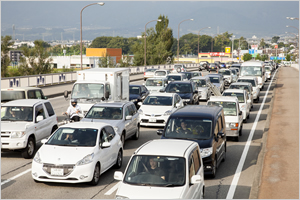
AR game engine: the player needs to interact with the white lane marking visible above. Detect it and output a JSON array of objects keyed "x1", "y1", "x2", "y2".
[
  {"x1": 226, "y1": 69, "x2": 278, "y2": 199},
  {"x1": 1, "y1": 168, "x2": 32, "y2": 186},
  {"x1": 104, "y1": 181, "x2": 121, "y2": 195}
]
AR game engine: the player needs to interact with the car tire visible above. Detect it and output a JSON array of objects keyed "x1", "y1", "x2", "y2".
[
  {"x1": 247, "y1": 113, "x2": 250, "y2": 119},
  {"x1": 21, "y1": 137, "x2": 36, "y2": 159},
  {"x1": 211, "y1": 158, "x2": 217, "y2": 178},
  {"x1": 235, "y1": 136, "x2": 239, "y2": 142},
  {"x1": 239, "y1": 126, "x2": 242, "y2": 136},
  {"x1": 176, "y1": 68, "x2": 181, "y2": 73},
  {"x1": 114, "y1": 150, "x2": 123, "y2": 169},
  {"x1": 144, "y1": 78, "x2": 146, "y2": 81},
  {"x1": 132, "y1": 126, "x2": 140, "y2": 140},
  {"x1": 89, "y1": 163, "x2": 100, "y2": 186},
  {"x1": 222, "y1": 151, "x2": 226, "y2": 162},
  {"x1": 121, "y1": 132, "x2": 125, "y2": 147}
]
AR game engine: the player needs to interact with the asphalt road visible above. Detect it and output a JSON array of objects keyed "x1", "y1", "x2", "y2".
[{"x1": 1, "y1": 69, "x2": 279, "y2": 199}]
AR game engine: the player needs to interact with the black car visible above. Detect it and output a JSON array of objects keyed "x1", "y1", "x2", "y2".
[
  {"x1": 161, "y1": 81, "x2": 199, "y2": 105},
  {"x1": 129, "y1": 85, "x2": 149, "y2": 108},
  {"x1": 199, "y1": 61, "x2": 210, "y2": 71},
  {"x1": 157, "y1": 105, "x2": 227, "y2": 178},
  {"x1": 208, "y1": 63, "x2": 219, "y2": 72}
]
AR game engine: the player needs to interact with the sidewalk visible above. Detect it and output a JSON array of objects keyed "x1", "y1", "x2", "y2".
[{"x1": 257, "y1": 66, "x2": 299, "y2": 198}]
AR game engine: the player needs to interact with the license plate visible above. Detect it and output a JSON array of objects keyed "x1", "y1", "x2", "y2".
[
  {"x1": 212, "y1": 67, "x2": 214, "y2": 69},
  {"x1": 51, "y1": 168, "x2": 64, "y2": 176},
  {"x1": 149, "y1": 118, "x2": 156, "y2": 122}
]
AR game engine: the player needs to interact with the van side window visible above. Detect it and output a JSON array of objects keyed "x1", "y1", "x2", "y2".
[
  {"x1": 214, "y1": 122, "x2": 219, "y2": 136},
  {"x1": 189, "y1": 156, "x2": 196, "y2": 183},
  {"x1": 35, "y1": 104, "x2": 46, "y2": 121}
]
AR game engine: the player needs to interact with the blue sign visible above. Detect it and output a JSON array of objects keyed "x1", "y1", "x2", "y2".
[{"x1": 249, "y1": 49, "x2": 254, "y2": 54}]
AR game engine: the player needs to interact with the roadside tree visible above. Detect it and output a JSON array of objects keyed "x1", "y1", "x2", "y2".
[{"x1": 1, "y1": 35, "x2": 14, "y2": 77}]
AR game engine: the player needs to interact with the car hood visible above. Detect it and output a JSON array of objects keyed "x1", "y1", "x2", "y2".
[
  {"x1": 116, "y1": 183, "x2": 184, "y2": 199},
  {"x1": 1, "y1": 121, "x2": 32, "y2": 131},
  {"x1": 178, "y1": 93, "x2": 192, "y2": 99},
  {"x1": 129, "y1": 94, "x2": 141, "y2": 100},
  {"x1": 225, "y1": 116, "x2": 239, "y2": 123},
  {"x1": 140, "y1": 105, "x2": 172, "y2": 114},
  {"x1": 38, "y1": 144, "x2": 95, "y2": 165}
]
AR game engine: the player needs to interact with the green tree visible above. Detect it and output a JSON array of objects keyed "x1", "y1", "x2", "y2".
[
  {"x1": 98, "y1": 55, "x2": 117, "y2": 68},
  {"x1": 271, "y1": 36, "x2": 280, "y2": 44},
  {"x1": 256, "y1": 54, "x2": 262, "y2": 60},
  {"x1": 1, "y1": 35, "x2": 14, "y2": 77},
  {"x1": 286, "y1": 54, "x2": 291, "y2": 61},
  {"x1": 243, "y1": 53, "x2": 252, "y2": 61},
  {"x1": 261, "y1": 54, "x2": 268, "y2": 61},
  {"x1": 18, "y1": 40, "x2": 53, "y2": 75}
]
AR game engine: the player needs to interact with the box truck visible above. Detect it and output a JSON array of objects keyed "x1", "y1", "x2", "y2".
[{"x1": 64, "y1": 68, "x2": 130, "y2": 115}]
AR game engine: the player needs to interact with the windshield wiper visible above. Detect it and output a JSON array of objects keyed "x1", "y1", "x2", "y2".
[{"x1": 163, "y1": 184, "x2": 183, "y2": 187}]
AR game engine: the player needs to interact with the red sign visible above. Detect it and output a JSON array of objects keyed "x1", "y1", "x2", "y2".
[
  {"x1": 275, "y1": 45, "x2": 278, "y2": 49},
  {"x1": 209, "y1": 52, "x2": 225, "y2": 56}
]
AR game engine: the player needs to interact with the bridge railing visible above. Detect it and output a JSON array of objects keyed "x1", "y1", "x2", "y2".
[{"x1": 1, "y1": 63, "x2": 198, "y2": 88}]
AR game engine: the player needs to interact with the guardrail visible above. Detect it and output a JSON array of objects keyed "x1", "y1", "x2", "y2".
[{"x1": 1, "y1": 63, "x2": 198, "y2": 88}]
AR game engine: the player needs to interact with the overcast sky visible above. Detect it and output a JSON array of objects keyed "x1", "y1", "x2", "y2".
[{"x1": 1, "y1": 1, "x2": 299, "y2": 40}]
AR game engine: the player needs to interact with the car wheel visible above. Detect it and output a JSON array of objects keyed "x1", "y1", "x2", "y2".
[
  {"x1": 144, "y1": 78, "x2": 146, "y2": 81},
  {"x1": 114, "y1": 150, "x2": 123, "y2": 169},
  {"x1": 211, "y1": 158, "x2": 217, "y2": 178},
  {"x1": 247, "y1": 113, "x2": 250, "y2": 119},
  {"x1": 121, "y1": 133, "x2": 125, "y2": 147},
  {"x1": 235, "y1": 136, "x2": 239, "y2": 142},
  {"x1": 222, "y1": 150, "x2": 226, "y2": 162},
  {"x1": 89, "y1": 163, "x2": 100, "y2": 186},
  {"x1": 243, "y1": 117, "x2": 247, "y2": 123},
  {"x1": 21, "y1": 137, "x2": 36, "y2": 159},
  {"x1": 239, "y1": 126, "x2": 242, "y2": 136},
  {"x1": 132, "y1": 126, "x2": 140, "y2": 140},
  {"x1": 176, "y1": 68, "x2": 181, "y2": 73}
]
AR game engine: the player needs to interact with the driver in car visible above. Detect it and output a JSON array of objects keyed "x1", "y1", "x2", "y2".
[
  {"x1": 148, "y1": 157, "x2": 165, "y2": 180},
  {"x1": 176, "y1": 121, "x2": 192, "y2": 135}
]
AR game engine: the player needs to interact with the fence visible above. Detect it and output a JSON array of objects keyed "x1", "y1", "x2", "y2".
[{"x1": 1, "y1": 63, "x2": 198, "y2": 88}]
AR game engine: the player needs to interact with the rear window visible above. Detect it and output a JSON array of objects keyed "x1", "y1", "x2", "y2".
[
  {"x1": 223, "y1": 92, "x2": 244, "y2": 103},
  {"x1": 155, "y1": 71, "x2": 167, "y2": 76},
  {"x1": 207, "y1": 101, "x2": 237, "y2": 116},
  {"x1": 1, "y1": 91, "x2": 25, "y2": 102}
]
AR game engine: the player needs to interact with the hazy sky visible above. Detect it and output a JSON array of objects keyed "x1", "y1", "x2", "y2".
[{"x1": 1, "y1": 1, "x2": 299, "y2": 40}]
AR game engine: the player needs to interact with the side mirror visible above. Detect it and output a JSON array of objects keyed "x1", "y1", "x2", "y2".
[
  {"x1": 191, "y1": 175, "x2": 202, "y2": 185},
  {"x1": 247, "y1": 99, "x2": 251, "y2": 104},
  {"x1": 125, "y1": 115, "x2": 133, "y2": 120},
  {"x1": 63, "y1": 90, "x2": 69, "y2": 99},
  {"x1": 218, "y1": 132, "x2": 225, "y2": 138},
  {"x1": 175, "y1": 103, "x2": 181, "y2": 108},
  {"x1": 157, "y1": 129, "x2": 164, "y2": 135},
  {"x1": 105, "y1": 91, "x2": 110, "y2": 99},
  {"x1": 194, "y1": 90, "x2": 198, "y2": 94},
  {"x1": 101, "y1": 142, "x2": 111, "y2": 148},
  {"x1": 137, "y1": 102, "x2": 143, "y2": 106},
  {"x1": 239, "y1": 111, "x2": 242, "y2": 115},
  {"x1": 114, "y1": 171, "x2": 124, "y2": 181},
  {"x1": 36, "y1": 115, "x2": 44, "y2": 122},
  {"x1": 41, "y1": 139, "x2": 48, "y2": 144}
]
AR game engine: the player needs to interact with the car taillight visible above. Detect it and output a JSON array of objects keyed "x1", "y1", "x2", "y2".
[{"x1": 144, "y1": 72, "x2": 145, "y2": 75}]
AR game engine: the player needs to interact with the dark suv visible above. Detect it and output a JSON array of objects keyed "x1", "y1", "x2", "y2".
[
  {"x1": 157, "y1": 105, "x2": 227, "y2": 178},
  {"x1": 161, "y1": 81, "x2": 199, "y2": 105}
]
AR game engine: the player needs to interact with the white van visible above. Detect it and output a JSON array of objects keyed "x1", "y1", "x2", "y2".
[
  {"x1": 240, "y1": 61, "x2": 265, "y2": 89},
  {"x1": 1, "y1": 87, "x2": 47, "y2": 105}
]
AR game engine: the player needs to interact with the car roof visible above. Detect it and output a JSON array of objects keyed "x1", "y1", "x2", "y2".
[
  {"x1": 223, "y1": 89, "x2": 245, "y2": 94},
  {"x1": 146, "y1": 77, "x2": 167, "y2": 80},
  {"x1": 1, "y1": 87, "x2": 42, "y2": 91},
  {"x1": 191, "y1": 76, "x2": 207, "y2": 80},
  {"x1": 238, "y1": 76, "x2": 257, "y2": 80},
  {"x1": 209, "y1": 96, "x2": 239, "y2": 102},
  {"x1": 148, "y1": 93, "x2": 175, "y2": 97},
  {"x1": 2, "y1": 99, "x2": 49, "y2": 106},
  {"x1": 241, "y1": 61, "x2": 263, "y2": 66},
  {"x1": 206, "y1": 74, "x2": 221, "y2": 78},
  {"x1": 93, "y1": 101, "x2": 131, "y2": 107},
  {"x1": 167, "y1": 81, "x2": 192, "y2": 84},
  {"x1": 59, "y1": 121, "x2": 112, "y2": 129},
  {"x1": 230, "y1": 82, "x2": 252, "y2": 86},
  {"x1": 167, "y1": 74, "x2": 185, "y2": 76},
  {"x1": 135, "y1": 139, "x2": 197, "y2": 157},
  {"x1": 171, "y1": 105, "x2": 222, "y2": 119}
]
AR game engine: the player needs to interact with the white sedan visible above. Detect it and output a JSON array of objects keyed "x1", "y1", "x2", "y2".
[
  {"x1": 138, "y1": 93, "x2": 184, "y2": 127},
  {"x1": 31, "y1": 122, "x2": 123, "y2": 185}
]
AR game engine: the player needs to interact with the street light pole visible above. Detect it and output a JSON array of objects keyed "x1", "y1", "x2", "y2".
[
  {"x1": 210, "y1": 34, "x2": 217, "y2": 63},
  {"x1": 144, "y1": 19, "x2": 162, "y2": 66},
  {"x1": 197, "y1": 26, "x2": 211, "y2": 63},
  {"x1": 231, "y1": 35, "x2": 235, "y2": 59},
  {"x1": 80, "y1": 2, "x2": 105, "y2": 70},
  {"x1": 177, "y1": 19, "x2": 194, "y2": 63}
]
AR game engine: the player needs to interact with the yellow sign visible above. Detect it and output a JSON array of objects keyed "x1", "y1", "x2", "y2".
[{"x1": 225, "y1": 47, "x2": 231, "y2": 53}]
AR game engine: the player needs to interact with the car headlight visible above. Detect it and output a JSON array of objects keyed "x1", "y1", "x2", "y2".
[
  {"x1": 76, "y1": 153, "x2": 94, "y2": 166},
  {"x1": 183, "y1": 99, "x2": 191, "y2": 102},
  {"x1": 131, "y1": 99, "x2": 138, "y2": 102},
  {"x1": 116, "y1": 196, "x2": 129, "y2": 199},
  {"x1": 33, "y1": 152, "x2": 43, "y2": 164},
  {"x1": 163, "y1": 110, "x2": 172, "y2": 116},
  {"x1": 229, "y1": 123, "x2": 238, "y2": 127},
  {"x1": 11, "y1": 131, "x2": 26, "y2": 138},
  {"x1": 200, "y1": 147, "x2": 213, "y2": 158},
  {"x1": 138, "y1": 109, "x2": 143, "y2": 115}
]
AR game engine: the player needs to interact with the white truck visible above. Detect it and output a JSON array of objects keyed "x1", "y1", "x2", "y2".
[{"x1": 64, "y1": 68, "x2": 130, "y2": 115}]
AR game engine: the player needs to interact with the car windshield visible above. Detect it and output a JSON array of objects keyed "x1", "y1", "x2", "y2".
[
  {"x1": 85, "y1": 106, "x2": 123, "y2": 120},
  {"x1": 1, "y1": 91, "x2": 26, "y2": 102},
  {"x1": 223, "y1": 92, "x2": 245, "y2": 103},
  {"x1": 182, "y1": 73, "x2": 192, "y2": 80},
  {"x1": 167, "y1": 75, "x2": 182, "y2": 81},
  {"x1": 130, "y1": 86, "x2": 141, "y2": 95},
  {"x1": 229, "y1": 85, "x2": 250, "y2": 93},
  {"x1": 165, "y1": 83, "x2": 192, "y2": 93},
  {"x1": 71, "y1": 83, "x2": 105, "y2": 101},
  {"x1": 191, "y1": 79, "x2": 207, "y2": 87},
  {"x1": 209, "y1": 77, "x2": 220, "y2": 83},
  {"x1": 143, "y1": 96, "x2": 173, "y2": 106},
  {"x1": 238, "y1": 79, "x2": 256, "y2": 87},
  {"x1": 155, "y1": 71, "x2": 166, "y2": 76},
  {"x1": 207, "y1": 101, "x2": 237, "y2": 116},
  {"x1": 145, "y1": 79, "x2": 163, "y2": 86},
  {"x1": 124, "y1": 155, "x2": 186, "y2": 187},
  {"x1": 46, "y1": 128, "x2": 98, "y2": 147},
  {"x1": 164, "y1": 117, "x2": 212, "y2": 140},
  {"x1": 1, "y1": 106, "x2": 34, "y2": 122},
  {"x1": 240, "y1": 66, "x2": 262, "y2": 76},
  {"x1": 219, "y1": 70, "x2": 230, "y2": 75}
]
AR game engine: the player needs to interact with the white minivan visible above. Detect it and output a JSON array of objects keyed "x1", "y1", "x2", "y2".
[
  {"x1": 240, "y1": 61, "x2": 265, "y2": 89},
  {"x1": 114, "y1": 139, "x2": 205, "y2": 199}
]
